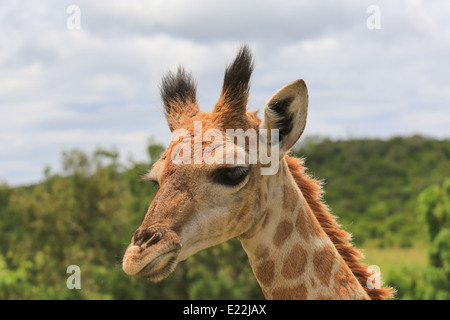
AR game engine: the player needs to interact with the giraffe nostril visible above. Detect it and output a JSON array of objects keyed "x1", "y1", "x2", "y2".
[
  {"x1": 133, "y1": 227, "x2": 163, "y2": 248},
  {"x1": 133, "y1": 227, "x2": 148, "y2": 246},
  {"x1": 146, "y1": 232, "x2": 162, "y2": 247},
  {"x1": 133, "y1": 227, "x2": 141, "y2": 240}
]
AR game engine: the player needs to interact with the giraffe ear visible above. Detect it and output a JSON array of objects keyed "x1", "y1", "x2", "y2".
[
  {"x1": 160, "y1": 67, "x2": 199, "y2": 132},
  {"x1": 260, "y1": 79, "x2": 308, "y2": 154}
]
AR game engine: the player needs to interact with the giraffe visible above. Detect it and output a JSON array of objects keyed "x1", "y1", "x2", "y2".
[{"x1": 122, "y1": 45, "x2": 394, "y2": 300}]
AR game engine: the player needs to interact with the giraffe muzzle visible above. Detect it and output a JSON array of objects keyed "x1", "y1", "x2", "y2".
[{"x1": 122, "y1": 226, "x2": 182, "y2": 281}]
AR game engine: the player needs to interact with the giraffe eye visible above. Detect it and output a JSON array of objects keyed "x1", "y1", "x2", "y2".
[{"x1": 214, "y1": 166, "x2": 250, "y2": 187}]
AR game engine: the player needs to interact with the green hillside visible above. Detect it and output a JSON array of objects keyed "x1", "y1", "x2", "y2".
[
  {"x1": 292, "y1": 135, "x2": 450, "y2": 248},
  {"x1": 0, "y1": 135, "x2": 449, "y2": 299}
]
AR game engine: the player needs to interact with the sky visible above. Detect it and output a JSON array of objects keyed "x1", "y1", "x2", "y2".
[{"x1": 1, "y1": 0, "x2": 449, "y2": 186}]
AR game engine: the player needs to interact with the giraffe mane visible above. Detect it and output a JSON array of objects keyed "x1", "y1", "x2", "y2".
[{"x1": 285, "y1": 155, "x2": 395, "y2": 300}]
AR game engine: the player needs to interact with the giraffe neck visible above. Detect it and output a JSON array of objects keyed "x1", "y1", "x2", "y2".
[{"x1": 240, "y1": 160, "x2": 369, "y2": 300}]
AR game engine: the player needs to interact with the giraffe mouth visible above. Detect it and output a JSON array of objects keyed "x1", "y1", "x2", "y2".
[
  {"x1": 136, "y1": 248, "x2": 180, "y2": 281},
  {"x1": 122, "y1": 238, "x2": 182, "y2": 281}
]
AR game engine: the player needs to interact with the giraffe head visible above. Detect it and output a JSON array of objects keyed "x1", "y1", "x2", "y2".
[{"x1": 122, "y1": 45, "x2": 308, "y2": 281}]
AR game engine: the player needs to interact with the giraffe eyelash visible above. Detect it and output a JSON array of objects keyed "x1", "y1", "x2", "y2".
[
  {"x1": 142, "y1": 173, "x2": 159, "y2": 188},
  {"x1": 146, "y1": 179, "x2": 159, "y2": 188},
  {"x1": 213, "y1": 166, "x2": 250, "y2": 187}
]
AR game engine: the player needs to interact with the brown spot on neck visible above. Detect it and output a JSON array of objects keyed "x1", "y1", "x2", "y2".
[
  {"x1": 255, "y1": 259, "x2": 275, "y2": 287},
  {"x1": 281, "y1": 243, "x2": 308, "y2": 279},
  {"x1": 295, "y1": 205, "x2": 324, "y2": 243},
  {"x1": 273, "y1": 220, "x2": 293, "y2": 248},
  {"x1": 313, "y1": 245, "x2": 336, "y2": 287},
  {"x1": 272, "y1": 283, "x2": 308, "y2": 300}
]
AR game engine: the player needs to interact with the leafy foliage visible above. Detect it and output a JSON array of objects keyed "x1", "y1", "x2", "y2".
[{"x1": 387, "y1": 179, "x2": 450, "y2": 299}]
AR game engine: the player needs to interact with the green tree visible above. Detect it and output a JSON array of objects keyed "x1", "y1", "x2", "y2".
[
  {"x1": 418, "y1": 179, "x2": 450, "y2": 241},
  {"x1": 388, "y1": 178, "x2": 450, "y2": 299}
]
